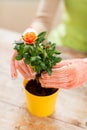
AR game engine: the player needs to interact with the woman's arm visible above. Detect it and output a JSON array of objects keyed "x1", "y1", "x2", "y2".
[{"x1": 30, "y1": 0, "x2": 60, "y2": 34}]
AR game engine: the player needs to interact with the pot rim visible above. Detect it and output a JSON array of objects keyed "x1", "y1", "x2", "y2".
[{"x1": 23, "y1": 79, "x2": 59, "y2": 98}]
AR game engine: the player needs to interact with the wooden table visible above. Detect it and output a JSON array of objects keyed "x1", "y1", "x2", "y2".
[{"x1": 0, "y1": 28, "x2": 87, "y2": 130}]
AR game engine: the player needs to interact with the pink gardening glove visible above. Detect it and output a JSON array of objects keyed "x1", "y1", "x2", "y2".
[
  {"x1": 11, "y1": 28, "x2": 37, "y2": 80},
  {"x1": 39, "y1": 59, "x2": 87, "y2": 89},
  {"x1": 11, "y1": 50, "x2": 36, "y2": 80},
  {"x1": 11, "y1": 50, "x2": 17, "y2": 79}
]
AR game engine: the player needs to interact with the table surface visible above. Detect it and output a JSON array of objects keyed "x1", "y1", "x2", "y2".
[{"x1": 0, "y1": 28, "x2": 87, "y2": 130}]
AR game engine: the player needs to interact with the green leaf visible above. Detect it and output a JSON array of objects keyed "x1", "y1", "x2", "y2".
[
  {"x1": 30, "y1": 56, "x2": 36, "y2": 62},
  {"x1": 35, "y1": 37, "x2": 45, "y2": 45},
  {"x1": 43, "y1": 51, "x2": 47, "y2": 59},
  {"x1": 14, "y1": 45, "x2": 20, "y2": 51},
  {"x1": 24, "y1": 58, "x2": 30, "y2": 64},
  {"x1": 47, "y1": 68, "x2": 52, "y2": 75},
  {"x1": 37, "y1": 47, "x2": 44, "y2": 53},
  {"x1": 50, "y1": 43, "x2": 56, "y2": 50},
  {"x1": 23, "y1": 45, "x2": 29, "y2": 52},
  {"x1": 14, "y1": 40, "x2": 24, "y2": 45},
  {"x1": 47, "y1": 50, "x2": 54, "y2": 57},
  {"x1": 35, "y1": 31, "x2": 46, "y2": 46},
  {"x1": 23, "y1": 53, "x2": 30, "y2": 58},
  {"x1": 40, "y1": 61, "x2": 46, "y2": 69},
  {"x1": 55, "y1": 57, "x2": 62, "y2": 62},
  {"x1": 15, "y1": 44, "x2": 25, "y2": 54},
  {"x1": 30, "y1": 56, "x2": 41, "y2": 62},
  {"x1": 15, "y1": 54, "x2": 23, "y2": 60},
  {"x1": 35, "y1": 66, "x2": 41, "y2": 74},
  {"x1": 54, "y1": 50, "x2": 61, "y2": 54},
  {"x1": 38, "y1": 32, "x2": 46, "y2": 38}
]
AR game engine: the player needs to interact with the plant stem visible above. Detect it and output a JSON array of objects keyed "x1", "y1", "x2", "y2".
[{"x1": 36, "y1": 74, "x2": 41, "y2": 84}]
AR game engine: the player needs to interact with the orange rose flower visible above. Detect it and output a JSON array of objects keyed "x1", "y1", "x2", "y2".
[{"x1": 23, "y1": 32, "x2": 37, "y2": 44}]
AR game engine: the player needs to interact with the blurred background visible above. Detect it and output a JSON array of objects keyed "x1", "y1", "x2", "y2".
[
  {"x1": 0, "y1": 0, "x2": 39, "y2": 32},
  {"x1": 0, "y1": 0, "x2": 63, "y2": 33}
]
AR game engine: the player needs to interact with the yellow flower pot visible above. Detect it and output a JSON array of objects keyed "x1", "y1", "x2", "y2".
[{"x1": 23, "y1": 79, "x2": 59, "y2": 117}]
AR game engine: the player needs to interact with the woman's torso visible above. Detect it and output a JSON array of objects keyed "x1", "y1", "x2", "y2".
[
  {"x1": 49, "y1": 0, "x2": 87, "y2": 53},
  {"x1": 62, "y1": 0, "x2": 87, "y2": 52}
]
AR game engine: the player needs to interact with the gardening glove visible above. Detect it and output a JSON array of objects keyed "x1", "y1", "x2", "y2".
[
  {"x1": 11, "y1": 50, "x2": 18, "y2": 79},
  {"x1": 11, "y1": 50, "x2": 36, "y2": 80},
  {"x1": 39, "y1": 59, "x2": 87, "y2": 89}
]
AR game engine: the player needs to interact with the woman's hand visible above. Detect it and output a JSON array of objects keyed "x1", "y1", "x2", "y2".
[
  {"x1": 11, "y1": 50, "x2": 36, "y2": 80},
  {"x1": 11, "y1": 50, "x2": 18, "y2": 79},
  {"x1": 39, "y1": 59, "x2": 87, "y2": 89},
  {"x1": 10, "y1": 28, "x2": 37, "y2": 80}
]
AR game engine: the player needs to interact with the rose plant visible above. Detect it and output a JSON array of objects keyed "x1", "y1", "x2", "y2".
[
  {"x1": 13, "y1": 31, "x2": 62, "y2": 117},
  {"x1": 14, "y1": 31, "x2": 62, "y2": 83}
]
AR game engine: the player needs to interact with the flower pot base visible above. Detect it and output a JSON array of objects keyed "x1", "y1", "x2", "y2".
[{"x1": 23, "y1": 79, "x2": 59, "y2": 117}]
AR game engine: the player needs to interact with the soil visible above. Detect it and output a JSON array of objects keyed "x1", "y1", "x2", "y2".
[{"x1": 26, "y1": 79, "x2": 58, "y2": 96}]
